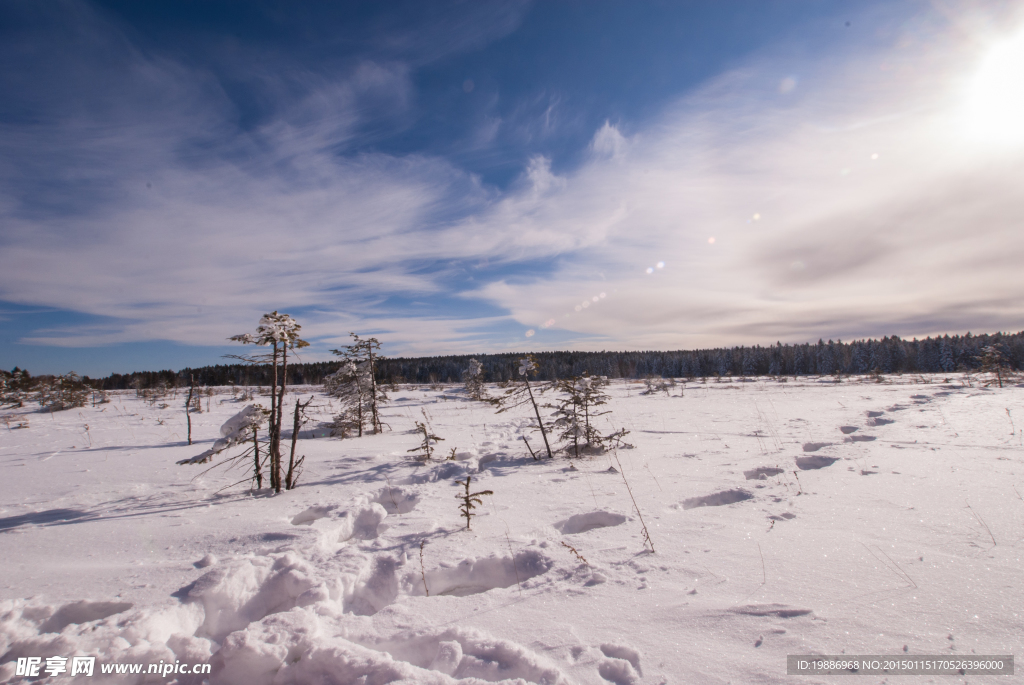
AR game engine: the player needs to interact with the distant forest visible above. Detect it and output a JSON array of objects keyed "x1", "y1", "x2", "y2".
[{"x1": 87, "y1": 331, "x2": 1023, "y2": 390}]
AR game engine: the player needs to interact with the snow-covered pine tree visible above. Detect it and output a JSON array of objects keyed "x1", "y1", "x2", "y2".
[
  {"x1": 549, "y1": 373, "x2": 615, "y2": 459},
  {"x1": 979, "y1": 345, "x2": 1010, "y2": 388},
  {"x1": 226, "y1": 312, "x2": 309, "y2": 493},
  {"x1": 939, "y1": 338, "x2": 955, "y2": 373},
  {"x1": 330, "y1": 334, "x2": 388, "y2": 434},
  {"x1": 324, "y1": 360, "x2": 374, "y2": 436},
  {"x1": 462, "y1": 358, "x2": 488, "y2": 401}
]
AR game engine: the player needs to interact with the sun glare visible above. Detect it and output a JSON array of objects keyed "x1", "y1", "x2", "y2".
[{"x1": 964, "y1": 28, "x2": 1024, "y2": 146}]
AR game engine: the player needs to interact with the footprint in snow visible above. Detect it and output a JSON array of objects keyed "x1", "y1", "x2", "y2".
[
  {"x1": 555, "y1": 511, "x2": 627, "y2": 534},
  {"x1": 839, "y1": 426, "x2": 859, "y2": 434},
  {"x1": 597, "y1": 643, "x2": 642, "y2": 684},
  {"x1": 730, "y1": 603, "x2": 812, "y2": 618},
  {"x1": 795, "y1": 456, "x2": 838, "y2": 470},
  {"x1": 744, "y1": 466, "x2": 784, "y2": 480},
  {"x1": 802, "y1": 442, "x2": 831, "y2": 452},
  {"x1": 682, "y1": 489, "x2": 753, "y2": 509}
]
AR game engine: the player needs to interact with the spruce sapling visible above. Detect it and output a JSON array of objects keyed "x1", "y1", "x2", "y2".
[
  {"x1": 549, "y1": 372, "x2": 612, "y2": 459},
  {"x1": 455, "y1": 475, "x2": 493, "y2": 530},
  {"x1": 408, "y1": 409, "x2": 443, "y2": 460}
]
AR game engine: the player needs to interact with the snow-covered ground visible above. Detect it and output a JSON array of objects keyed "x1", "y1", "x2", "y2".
[{"x1": 1, "y1": 375, "x2": 1022, "y2": 684}]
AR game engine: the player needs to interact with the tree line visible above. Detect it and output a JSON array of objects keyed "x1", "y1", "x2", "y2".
[{"x1": 70, "y1": 330, "x2": 1023, "y2": 391}]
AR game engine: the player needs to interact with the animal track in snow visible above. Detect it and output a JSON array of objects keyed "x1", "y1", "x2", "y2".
[
  {"x1": 795, "y1": 456, "x2": 838, "y2": 470},
  {"x1": 846, "y1": 435, "x2": 877, "y2": 442},
  {"x1": 555, "y1": 511, "x2": 627, "y2": 534},
  {"x1": 682, "y1": 489, "x2": 753, "y2": 509},
  {"x1": 600, "y1": 643, "x2": 642, "y2": 674},
  {"x1": 744, "y1": 466, "x2": 784, "y2": 480},
  {"x1": 802, "y1": 442, "x2": 831, "y2": 452},
  {"x1": 598, "y1": 658, "x2": 640, "y2": 685}
]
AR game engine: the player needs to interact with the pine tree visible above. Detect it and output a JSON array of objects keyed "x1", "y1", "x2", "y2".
[
  {"x1": 979, "y1": 345, "x2": 1010, "y2": 388},
  {"x1": 324, "y1": 360, "x2": 374, "y2": 436},
  {"x1": 330, "y1": 334, "x2": 388, "y2": 434},
  {"x1": 549, "y1": 373, "x2": 616, "y2": 459}
]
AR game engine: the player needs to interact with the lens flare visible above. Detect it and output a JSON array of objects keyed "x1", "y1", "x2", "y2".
[
  {"x1": 525, "y1": 329, "x2": 535, "y2": 337},
  {"x1": 708, "y1": 237, "x2": 716, "y2": 244},
  {"x1": 656, "y1": 261, "x2": 665, "y2": 268},
  {"x1": 646, "y1": 267, "x2": 654, "y2": 274}
]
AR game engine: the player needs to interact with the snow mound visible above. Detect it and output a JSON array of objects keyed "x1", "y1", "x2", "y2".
[
  {"x1": 370, "y1": 485, "x2": 420, "y2": 514},
  {"x1": 39, "y1": 600, "x2": 134, "y2": 634},
  {"x1": 290, "y1": 504, "x2": 337, "y2": 525},
  {"x1": 554, "y1": 512, "x2": 627, "y2": 534},
  {"x1": 212, "y1": 610, "x2": 570, "y2": 685}
]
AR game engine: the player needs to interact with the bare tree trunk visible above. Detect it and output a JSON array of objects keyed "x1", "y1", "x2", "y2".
[
  {"x1": 273, "y1": 344, "x2": 288, "y2": 493},
  {"x1": 286, "y1": 396, "x2": 312, "y2": 490},
  {"x1": 253, "y1": 426, "x2": 262, "y2": 489},
  {"x1": 368, "y1": 347, "x2": 381, "y2": 433},
  {"x1": 186, "y1": 375, "x2": 195, "y2": 445},
  {"x1": 269, "y1": 343, "x2": 280, "y2": 492},
  {"x1": 525, "y1": 379, "x2": 553, "y2": 458}
]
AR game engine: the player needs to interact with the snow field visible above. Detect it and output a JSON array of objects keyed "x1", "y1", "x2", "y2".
[{"x1": 1, "y1": 377, "x2": 1022, "y2": 683}]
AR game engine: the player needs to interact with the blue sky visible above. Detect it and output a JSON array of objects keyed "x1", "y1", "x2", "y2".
[{"x1": 2, "y1": 1, "x2": 1024, "y2": 377}]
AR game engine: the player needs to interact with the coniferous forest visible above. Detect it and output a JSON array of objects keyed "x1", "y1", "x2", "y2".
[{"x1": 80, "y1": 330, "x2": 1024, "y2": 390}]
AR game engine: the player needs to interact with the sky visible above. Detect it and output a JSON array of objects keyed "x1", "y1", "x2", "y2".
[{"x1": 2, "y1": 0, "x2": 1024, "y2": 377}]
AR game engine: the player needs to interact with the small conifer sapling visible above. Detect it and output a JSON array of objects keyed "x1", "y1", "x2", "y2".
[
  {"x1": 409, "y1": 410, "x2": 444, "y2": 460},
  {"x1": 455, "y1": 475, "x2": 493, "y2": 530}
]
